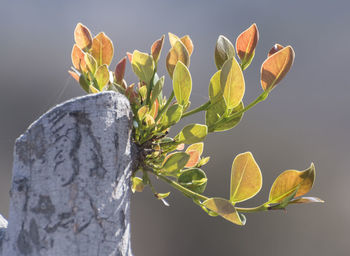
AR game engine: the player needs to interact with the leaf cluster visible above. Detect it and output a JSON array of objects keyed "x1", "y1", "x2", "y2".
[{"x1": 69, "y1": 23, "x2": 323, "y2": 226}]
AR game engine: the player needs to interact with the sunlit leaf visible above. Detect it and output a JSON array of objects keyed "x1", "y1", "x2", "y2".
[
  {"x1": 178, "y1": 168, "x2": 207, "y2": 193},
  {"x1": 207, "y1": 101, "x2": 244, "y2": 132},
  {"x1": 138, "y1": 85, "x2": 147, "y2": 102},
  {"x1": 186, "y1": 142, "x2": 204, "y2": 156},
  {"x1": 151, "y1": 35, "x2": 165, "y2": 62},
  {"x1": 161, "y1": 152, "x2": 190, "y2": 176},
  {"x1": 127, "y1": 52, "x2": 133, "y2": 63},
  {"x1": 71, "y1": 44, "x2": 87, "y2": 72},
  {"x1": 131, "y1": 50, "x2": 155, "y2": 84},
  {"x1": 261, "y1": 45, "x2": 295, "y2": 91},
  {"x1": 169, "y1": 33, "x2": 194, "y2": 56},
  {"x1": 115, "y1": 57, "x2": 127, "y2": 85},
  {"x1": 221, "y1": 58, "x2": 245, "y2": 109},
  {"x1": 168, "y1": 32, "x2": 181, "y2": 47},
  {"x1": 202, "y1": 198, "x2": 245, "y2": 225},
  {"x1": 197, "y1": 156, "x2": 210, "y2": 167},
  {"x1": 137, "y1": 106, "x2": 149, "y2": 120},
  {"x1": 68, "y1": 70, "x2": 80, "y2": 82},
  {"x1": 144, "y1": 114, "x2": 155, "y2": 126},
  {"x1": 84, "y1": 53, "x2": 97, "y2": 74},
  {"x1": 149, "y1": 99, "x2": 159, "y2": 119},
  {"x1": 175, "y1": 124, "x2": 208, "y2": 144},
  {"x1": 74, "y1": 23, "x2": 92, "y2": 50},
  {"x1": 173, "y1": 61, "x2": 192, "y2": 106},
  {"x1": 230, "y1": 152, "x2": 262, "y2": 203},
  {"x1": 156, "y1": 192, "x2": 171, "y2": 199},
  {"x1": 184, "y1": 150, "x2": 200, "y2": 168},
  {"x1": 268, "y1": 43, "x2": 284, "y2": 57},
  {"x1": 208, "y1": 70, "x2": 223, "y2": 104},
  {"x1": 151, "y1": 76, "x2": 164, "y2": 106},
  {"x1": 162, "y1": 104, "x2": 183, "y2": 128},
  {"x1": 180, "y1": 35, "x2": 194, "y2": 56},
  {"x1": 166, "y1": 40, "x2": 190, "y2": 78},
  {"x1": 268, "y1": 163, "x2": 315, "y2": 204},
  {"x1": 91, "y1": 32, "x2": 114, "y2": 66},
  {"x1": 89, "y1": 84, "x2": 99, "y2": 94},
  {"x1": 290, "y1": 197, "x2": 324, "y2": 204},
  {"x1": 236, "y1": 23, "x2": 259, "y2": 70},
  {"x1": 132, "y1": 177, "x2": 144, "y2": 193},
  {"x1": 95, "y1": 64, "x2": 110, "y2": 90},
  {"x1": 215, "y1": 35, "x2": 235, "y2": 70}
]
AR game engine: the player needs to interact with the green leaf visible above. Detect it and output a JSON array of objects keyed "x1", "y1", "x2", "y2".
[
  {"x1": 268, "y1": 163, "x2": 315, "y2": 204},
  {"x1": 162, "y1": 104, "x2": 183, "y2": 128},
  {"x1": 205, "y1": 96, "x2": 227, "y2": 129},
  {"x1": 221, "y1": 58, "x2": 245, "y2": 109},
  {"x1": 131, "y1": 50, "x2": 155, "y2": 84},
  {"x1": 166, "y1": 40, "x2": 190, "y2": 78},
  {"x1": 202, "y1": 198, "x2": 245, "y2": 225},
  {"x1": 208, "y1": 70, "x2": 223, "y2": 104},
  {"x1": 84, "y1": 53, "x2": 97, "y2": 74},
  {"x1": 161, "y1": 152, "x2": 190, "y2": 176},
  {"x1": 207, "y1": 101, "x2": 244, "y2": 132},
  {"x1": 175, "y1": 124, "x2": 208, "y2": 144},
  {"x1": 95, "y1": 64, "x2": 110, "y2": 90},
  {"x1": 78, "y1": 74, "x2": 89, "y2": 92},
  {"x1": 151, "y1": 76, "x2": 164, "y2": 106},
  {"x1": 173, "y1": 61, "x2": 192, "y2": 106},
  {"x1": 230, "y1": 152, "x2": 262, "y2": 203},
  {"x1": 178, "y1": 168, "x2": 207, "y2": 193},
  {"x1": 132, "y1": 177, "x2": 144, "y2": 193},
  {"x1": 156, "y1": 192, "x2": 171, "y2": 199},
  {"x1": 215, "y1": 35, "x2": 235, "y2": 70},
  {"x1": 197, "y1": 156, "x2": 210, "y2": 167}
]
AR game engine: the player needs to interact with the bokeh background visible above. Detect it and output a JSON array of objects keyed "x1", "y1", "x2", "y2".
[{"x1": 0, "y1": 0, "x2": 349, "y2": 255}]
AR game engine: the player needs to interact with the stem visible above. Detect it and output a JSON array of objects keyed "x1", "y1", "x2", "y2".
[
  {"x1": 154, "y1": 172, "x2": 208, "y2": 202},
  {"x1": 155, "y1": 91, "x2": 174, "y2": 123},
  {"x1": 235, "y1": 204, "x2": 269, "y2": 213},
  {"x1": 210, "y1": 91, "x2": 269, "y2": 131},
  {"x1": 181, "y1": 100, "x2": 211, "y2": 119}
]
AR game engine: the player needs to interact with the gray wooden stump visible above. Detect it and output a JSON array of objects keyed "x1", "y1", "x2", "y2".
[{"x1": 0, "y1": 91, "x2": 137, "y2": 256}]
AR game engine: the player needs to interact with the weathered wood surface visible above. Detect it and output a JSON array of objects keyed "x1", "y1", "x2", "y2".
[{"x1": 0, "y1": 91, "x2": 136, "y2": 256}]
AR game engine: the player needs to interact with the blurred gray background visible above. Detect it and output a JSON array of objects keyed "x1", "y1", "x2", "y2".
[{"x1": 0, "y1": 0, "x2": 349, "y2": 255}]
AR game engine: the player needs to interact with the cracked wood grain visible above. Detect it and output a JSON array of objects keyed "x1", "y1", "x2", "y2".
[{"x1": 1, "y1": 91, "x2": 136, "y2": 256}]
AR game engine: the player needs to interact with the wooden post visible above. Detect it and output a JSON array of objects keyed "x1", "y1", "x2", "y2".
[{"x1": 0, "y1": 91, "x2": 136, "y2": 256}]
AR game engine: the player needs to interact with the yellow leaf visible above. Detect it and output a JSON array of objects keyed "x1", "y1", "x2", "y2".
[
  {"x1": 166, "y1": 40, "x2": 190, "y2": 78},
  {"x1": 203, "y1": 198, "x2": 245, "y2": 225},
  {"x1": 186, "y1": 143, "x2": 204, "y2": 156},
  {"x1": 84, "y1": 53, "x2": 97, "y2": 74},
  {"x1": 95, "y1": 64, "x2": 110, "y2": 90},
  {"x1": 168, "y1": 33, "x2": 194, "y2": 56},
  {"x1": 260, "y1": 45, "x2": 295, "y2": 91},
  {"x1": 208, "y1": 70, "x2": 223, "y2": 104},
  {"x1": 269, "y1": 163, "x2": 315, "y2": 204},
  {"x1": 221, "y1": 58, "x2": 245, "y2": 109},
  {"x1": 131, "y1": 50, "x2": 155, "y2": 84},
  {"x1": 74, "y1": 23, "x2": 92, "y2": 50},
  {"x1": 137, "y1": 106, "x2": 149, "y2": 120},
  {"x1": 236, "y1": 23, "x2": 259, "y2": 69},
  {"x1": 132, "y1": 177, "x2": 144, "y2": 193},
  {"x1": 230, "y1": 152, "x2": 262, "y2": 203},
  {"x1": 89, "y1": 85, "x2": 99, "y2": 94},
  {"x1": 173, "y1": 61, "x2": 192, "y2": 106},
  {"x1": 91, "y1": 32, "x2": 114, "y2": 66}
]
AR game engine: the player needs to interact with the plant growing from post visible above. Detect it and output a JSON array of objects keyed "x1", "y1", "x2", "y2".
[{"x1": 69, "y1": 23, "x2": 323, "y2": 226}]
